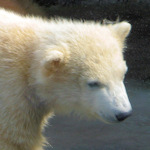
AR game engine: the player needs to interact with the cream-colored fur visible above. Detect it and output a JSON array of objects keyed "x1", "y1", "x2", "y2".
[{"x1": 0, "y1": 9, "x2": 132, "y2": 150}]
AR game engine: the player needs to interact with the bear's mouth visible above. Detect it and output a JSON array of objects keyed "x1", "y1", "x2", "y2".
[{"x1": 98, "y1": 115, "x2": 119, "y2": 124}]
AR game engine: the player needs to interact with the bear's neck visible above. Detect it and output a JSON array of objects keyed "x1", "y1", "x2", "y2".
[{"x1": 25, "y1": 85, "x2": 54, "y2": 120}]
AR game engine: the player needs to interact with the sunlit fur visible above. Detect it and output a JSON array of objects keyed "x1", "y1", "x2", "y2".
[{"x1": 0, "y1": 9, "x2": 132, "y2": 150}]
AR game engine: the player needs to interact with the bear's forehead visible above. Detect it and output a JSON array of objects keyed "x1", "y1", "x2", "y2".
[
  {"x1": 69, "y1": 33, "x2": 122, "y2": 66},
  {"x1": 67, "y1": 25, "x2": 121, "y2": 55},
  {"x1": 67, "y1": 49, "x2": 126, "y2": 83},
  {"x1": 77, "y1": 59, "x2": 127, "y2": 84},
  {"x1": 56, "y1": 23, "x2": 127, "y2": 82}
]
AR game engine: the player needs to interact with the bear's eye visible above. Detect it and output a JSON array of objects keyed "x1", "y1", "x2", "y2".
[{"x1": 88, "y1": 81, "x2": 101, "y2": 88}]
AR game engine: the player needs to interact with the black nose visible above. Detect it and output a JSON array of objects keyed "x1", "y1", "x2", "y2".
[{"x1": 116, "y1": 111, "x2": 132, "y2": 122}]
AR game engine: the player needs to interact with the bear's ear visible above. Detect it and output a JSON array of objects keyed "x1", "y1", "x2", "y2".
[
  {"x1": 42, "y1": 50, "x2": 65, "y2": 76},
  {"x1": 112, "y1": 22, "x2": 131, "y2": 42}
]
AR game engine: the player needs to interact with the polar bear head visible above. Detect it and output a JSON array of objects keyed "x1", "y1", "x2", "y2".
[{"x1": 33, "y1": 21, "x2": 132, "y2": 123}]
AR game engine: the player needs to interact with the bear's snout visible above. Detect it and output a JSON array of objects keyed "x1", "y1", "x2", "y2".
[{"x1": 115, "y1": 110, "x2": 132, "y2": 122}]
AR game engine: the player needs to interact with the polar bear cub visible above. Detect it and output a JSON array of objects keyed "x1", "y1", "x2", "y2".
[{"x1": 0, "y1": 9, "x2": 132, "y2": 150}]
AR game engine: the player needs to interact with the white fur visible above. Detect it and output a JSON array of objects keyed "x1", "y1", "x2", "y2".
[{"x1": 0, "y1": 9, "x2": 132, "y2": 150}]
